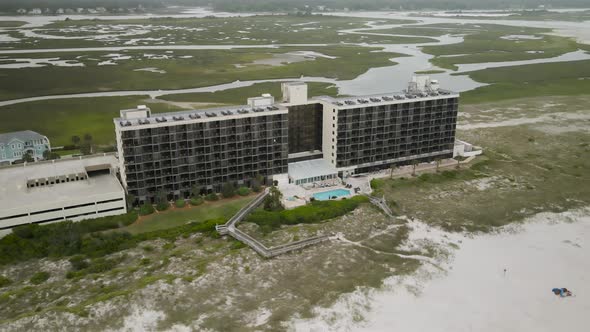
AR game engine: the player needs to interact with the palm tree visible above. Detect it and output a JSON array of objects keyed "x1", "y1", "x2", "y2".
[
  {"x1": 435, "y1": 158, "x2": 442, "y2": 173},
  {"x1": 411, "y1": 160, "x2": 418, "y2": 176},
  {"x1": 390, "y1": 164, "x2": 398, "y2": 179},
  {"x1": 82, "y1": 133, "x2": 93, "y2": 154},
  {"x1": 71, "y1": 135, "x2": 80, "y2": 146}
]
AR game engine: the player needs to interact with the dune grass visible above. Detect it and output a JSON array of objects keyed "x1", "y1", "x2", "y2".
[{"x1": 0, "y1": 21, "x2": 26, "y2": 27}]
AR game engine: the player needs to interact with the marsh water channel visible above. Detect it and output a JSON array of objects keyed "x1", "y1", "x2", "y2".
[{"x1": 0, "y1": 8, "x2": 589, "y2": 106}]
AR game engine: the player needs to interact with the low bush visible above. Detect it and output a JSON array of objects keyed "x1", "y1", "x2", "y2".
[
  {"x1": 237, "y1": 186, "x2": 251, "y2": 196},
  {"x1": 230, "y1": 241, "x2": 246, "y2": 250},
  {"x1": 66, "y1": 257, "x2": 121, "y2": 279},
  {"x1": 370, "y1": 179, "x2": 382, "y2": 190},
  {"x1": 85, "y1": 257, "x2": 119, "y2": 274},
  {"x1": 441, "y1": 170, "x2": 458, "y2": 179},
  {"x1": 0, "y1": 275, "x2": 11, "y2": 288},
  {"x1": 139, "y1": 203, "x2": 155, "y2": 216},
  {"x1": 69, "y1": 255, "x2": 89, "y2": 271},
  {"x1": 251, "y1": 179, "x2": 262, "y2": 193},
  {"x1": 222, "y1": 182, "x2": 236, "y2": 198},
  {"x1": 0, "y1": 210, "x2": 226, "y2": 267},
  {"x1": 175, "y1": 199, "x2": 186, "y2": 208},
  {"x1": 190, "y1": 197, "x2": 204, "y2": 206},
  {"x1": 80, "y1": 232, "x2": 135, "y2": 258},
  {"x1": 246, "y1": 196, "x2": 369, "y2": 233},
  {"x1": 205, "y1": 193, "x2": 219, "y2": 201},
  {"x1": 78, "y1": 212, "x2": 137, "y2": 232},
  {"x1": 140, "y1": 258, "x2": 151, "y2": 266},
  {"x1": 156, "y1": 201, "x2": 170, "y2": 212},
  {"x1": 30, "y1": 271, "x2": 50, "y2": 285},
  {"x1": 0, "y1": 213, "x2": 138, "y2": 266},
  {"x1": 134, "y1": 217, "x2": 225, "y2": 241}
]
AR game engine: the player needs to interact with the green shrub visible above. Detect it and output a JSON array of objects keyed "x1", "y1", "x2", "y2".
[
  {"x1": 140, "y1": 258, "x2": 151, "y2": 266},
  {"x1": 12, "y1": 225, "x2": 35, "y2": 239},
  {"x1": 30, "y1": 271, "x2": 50, "y2": 285},
  {"x1": 222, "y1": 182, "x2": 236, "y2": 198},
  {"x1": 80, "y1": 232, "x2": 135, "y2": 258},
  {"x1": 418, "y1": 173, "x2": 432, "y2": 182},
  {"x1": 237, "y1": 186, "x2": 251, "y2": 196},
  {"x1": 441, "y1": 170, "x2": 458, "y2": 179},
  {"x1": 175, "y1": 199, "x2": 186, "y2": 208},
  {"x1": 85, "y1": 257, "x2": 119, "y2": 274},
  {"x1": 66, "y1": 257, "x2": 121, "y2": 279},
  {"x1": 263, "y1": 186, "x2": 283, "y2": 211},
  {"x1": 247, "y1": 195, "x2": 368, "y2": 233},
  {"x1": 190, "y1": 197, "x2": 204, "y2": 206},
  {"x1": 0, "y1": 212, "x2": 139, "y2": 266},
  {"x1": 139, "y1": 203, "x2": 155, "y2": 216},
  {"x1": 230, "y1": 241, "x2": 246, "y2": 250},
  {"x1": 0, "y1": 212, "x2": 226, "y2": 267},
  {"x1": 0, "y1": 275, "x2": 11, "y2": 288},
  {"x1": 69, "y1": 255, "x2": 89, "y2": 271},
  {"x1": 156, "y1": 201, "x2": 170, "y2": 212},
  {"x1": 205, "y1": 193, "x2": 219, "y2": 201},
  {"x1": 142, "y1": 245, "x2": 154, "y2": 252},
  {"x1": 370, "y1": 179, "x2": 382, "y2": 190},
  {"x1": 251, "y1": 179, "x2": 262, "y2": 193}
]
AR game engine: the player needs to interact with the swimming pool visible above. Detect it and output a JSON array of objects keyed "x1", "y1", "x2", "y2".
[{"x1": 312, "y1": 189, "x2": 351, "y2": 201}]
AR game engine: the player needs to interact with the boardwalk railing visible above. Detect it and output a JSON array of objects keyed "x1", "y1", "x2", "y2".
[
  {"x1": 364, "y1": 194, "x2": 395, "y2": 218},
  {"x1": 216, "y1": 187, "x2": 331, "y2": 258}
]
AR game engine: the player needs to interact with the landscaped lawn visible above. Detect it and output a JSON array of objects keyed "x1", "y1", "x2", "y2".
[{"x1": 122, "y1": 195, "x2": 256, "y2": 235}]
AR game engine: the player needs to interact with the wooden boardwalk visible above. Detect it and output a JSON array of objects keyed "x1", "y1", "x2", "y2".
[{"x1": 216, "y1": 188, "x2": 331, "y2": 258}]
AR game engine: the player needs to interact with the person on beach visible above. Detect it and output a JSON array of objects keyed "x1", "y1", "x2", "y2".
[{"x1": 552, "y1": 288, "x2": 573, "y2": 297}]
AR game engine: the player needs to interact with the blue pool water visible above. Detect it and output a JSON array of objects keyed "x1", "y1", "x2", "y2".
[{"x1": 313, "y1": 189, "x2": 351, "y2": 201}]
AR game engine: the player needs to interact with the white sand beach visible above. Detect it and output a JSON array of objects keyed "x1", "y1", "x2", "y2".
[{"x1": 292, "y1": 208, "x2": 590, "y2": 332}]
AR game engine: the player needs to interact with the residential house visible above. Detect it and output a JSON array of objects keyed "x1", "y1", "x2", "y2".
[{"x1": 0, "y1": 130, "x2": 51, "y2": 165}]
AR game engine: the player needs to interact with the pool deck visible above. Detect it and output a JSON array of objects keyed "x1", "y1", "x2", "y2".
[
  {"x1": 312, "y1": 189, "x2": 352, "y2": 201},
  {"x1": 279, "y1": 184, "x2": 353, "y2": 209}
]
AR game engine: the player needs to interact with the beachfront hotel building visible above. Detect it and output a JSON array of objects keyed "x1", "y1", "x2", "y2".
[{"x1": 115, "y1": 77, "x2": 459, "y2": 203}]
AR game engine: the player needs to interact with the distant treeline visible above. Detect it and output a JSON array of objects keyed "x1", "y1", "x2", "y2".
[
  {"x1": 2, "y1": 0, "x2": 588, "y2": 13},
  {"x1": 0, "y1": 0, "x2": 164, "y2": 11},
  {"x1": 169, "y1": 0, "x2": 590, "y2": 12}
]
